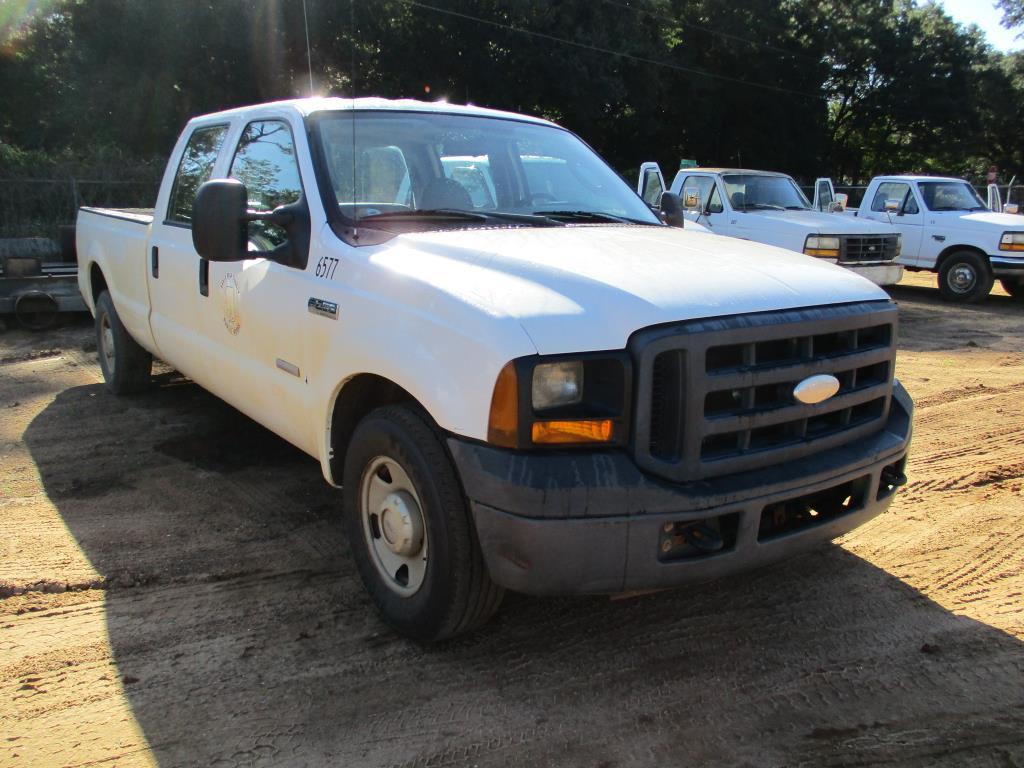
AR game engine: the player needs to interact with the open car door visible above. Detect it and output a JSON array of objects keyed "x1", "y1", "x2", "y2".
[
  {"x1": 637, "y1": 162, "x2": 666, "y2": 210},
  {"x1": 812, "y1": 177, "x2": 837, "y2": 211}
]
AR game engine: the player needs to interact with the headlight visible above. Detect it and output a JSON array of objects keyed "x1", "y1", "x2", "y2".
[
  {"x1": 487, "y1": 355, "x2": 629, "y2": 448},
  {"x1": 999, "y1": 232, "x2": 1024, "y2": 251},
  {"x1": 532, "y1": 361, "x2": 583, "y2": 410},
  {"x1": 804, "y1": 235, "x2": 841, "y2": 258}
]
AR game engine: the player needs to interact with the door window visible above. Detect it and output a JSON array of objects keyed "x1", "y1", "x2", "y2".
[
  {"x1": 871, "y1": 182, "x2": 918, "y2": 214},
  {"x1": 641, "y1": 167, "x2": 665, "y2": 207},
  {"x1": 166, "y1": 124, "x2": 229, "y2": 225},
  {"x1": 816, "y1": 180, "x2": 833, "y2": 211},
  {"x1": 230, "y1": 120, "x2": 304, "y2": 248},
  {"x1": 681, "y1": 175, "x2": 716, "y2": 211}
]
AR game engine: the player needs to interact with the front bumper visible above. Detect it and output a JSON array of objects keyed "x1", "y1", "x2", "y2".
[
  {"x1": 842, "y1": 262, "x2": 904, "y2": 287},
  {"x1": 990, "y1": 255, "x2": 1024, "y2": 278},
  {"x1": 449, "y1": 382, "x2": 913, "y2": 595}
]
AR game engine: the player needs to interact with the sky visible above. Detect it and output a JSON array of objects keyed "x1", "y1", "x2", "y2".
[{"x1": 937, "y1": 0, "x2": 1022, "y2": 52}]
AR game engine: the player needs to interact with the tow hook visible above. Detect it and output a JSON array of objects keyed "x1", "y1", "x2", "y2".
[
  {"x1": 881, "y1": 467, "x2": 908, "y2": 488},
  {"x1": 681, "y1": 522, "x2": 724, "y2": 553}
]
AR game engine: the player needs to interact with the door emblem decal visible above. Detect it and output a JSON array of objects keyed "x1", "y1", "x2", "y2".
[
  {"x1": 220, "y1": 273, "x2": 241, "y2": 335},
  {"x1": 308, "y1": 297, "x2": 339, "y2": 320}
]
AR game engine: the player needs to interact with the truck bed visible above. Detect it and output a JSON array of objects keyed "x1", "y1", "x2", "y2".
[{"x1": 79, "y1": 207, "x2": 155, "y2": 225}]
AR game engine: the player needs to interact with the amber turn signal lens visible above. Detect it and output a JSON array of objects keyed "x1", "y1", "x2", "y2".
[
  {"x1": 487, "y1": 361, "x2": 519, "y2": 448},
  {"x1": 531, "y1": 419, "x2": 614, "y2": 444}
]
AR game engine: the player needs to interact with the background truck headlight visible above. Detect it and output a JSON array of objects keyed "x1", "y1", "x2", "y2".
[
  {"x1": 804, "y1": 235, "x2": 841, "y2": 258},
  {"x1": 999, "y1": 232, "x2": 1024, "y2": 251}
]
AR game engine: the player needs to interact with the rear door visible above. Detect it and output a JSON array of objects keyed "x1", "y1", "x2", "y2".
[{"x1": 148, "y1": 122, "x2": 231, "y2": 372}]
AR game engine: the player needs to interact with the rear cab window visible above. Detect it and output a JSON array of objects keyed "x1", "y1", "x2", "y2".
[{"x1": 166, "y1": 124, "x2": 229, "y2": 225}]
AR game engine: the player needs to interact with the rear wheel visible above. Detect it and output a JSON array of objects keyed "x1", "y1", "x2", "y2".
[
  {"x1": 937, "y1": 251, "x2": 993, "y2": 303},
  {"x1": 95, "y1": 290, "x2": 152, "y2": 394},
  {"x1": 342, "y1": 405, "x2": 503, "y2": 641},
  {"x1": 1000, "y1": 277, "x2": 1024, "y2": 299}
]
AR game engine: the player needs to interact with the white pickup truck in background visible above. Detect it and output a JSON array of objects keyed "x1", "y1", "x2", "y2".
[
  {"x1": 75, "y1": 98, "x2": 912, "y2": 640},
  {"x1": 825, "y1": 175, "x2": 1024, "y2": 302},
  {"x1": 638, "y1": 163, "x2": 904, "y2": 286}
]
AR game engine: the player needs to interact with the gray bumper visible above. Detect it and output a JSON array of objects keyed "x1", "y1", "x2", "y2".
[
  {"x1": 449, "y1": 382, "x2": 913, "y2": 596},
  {"x1": 990, "y1": 255, "x2": 1024, "y2": 277}
]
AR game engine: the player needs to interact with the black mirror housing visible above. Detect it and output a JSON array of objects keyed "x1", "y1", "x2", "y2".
[
  {"x1": 192, "y1": 179, "x2": 249, "y2": 262},
  {"x1": 660, "y1": 191, "x2": 686, "y2": 228},
  {"x1": 192, "y1": 178, "x2": 311, "y2": 268}
]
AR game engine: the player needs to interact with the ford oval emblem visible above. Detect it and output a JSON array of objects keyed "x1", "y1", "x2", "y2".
[{"x1": 793, "y1": 374, "x2": 841, "y2": 405}]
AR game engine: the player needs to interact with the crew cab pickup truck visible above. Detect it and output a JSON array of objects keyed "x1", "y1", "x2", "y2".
[
  {"x1": 638, "y1": 164, "x2": 904, "y2": 287},
  {"x1": 828, "y1": 175, "x2": 1024, "y2": 302},
  {"x1": 76, "y1": 98, "x2": 913, "y2": 641}
]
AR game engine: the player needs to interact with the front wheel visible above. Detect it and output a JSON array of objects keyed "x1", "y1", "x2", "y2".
[
  {"x1": 342, "y1": 405, "x2": 504, "y2": 641},
  {"x1": 938, "y1": 252, "x2": 993, "y2": 303},
  {"x1": 95, "y1": 290, "x2": 152, "y2": 394},
  {"x1": 1000, "y1": 277, "x2": 1024, "y2": 300}
]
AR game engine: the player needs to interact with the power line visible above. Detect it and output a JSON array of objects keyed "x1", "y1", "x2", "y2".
[
  {"x1": 596, "y1": 0, "x2": 822, "y2": 64},
  {"x1": 396, "y1": 0, "x2": 824, "y2": 101}
]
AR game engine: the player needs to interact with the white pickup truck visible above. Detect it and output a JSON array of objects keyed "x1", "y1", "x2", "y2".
[
  {"x1": 76, "y1": 98, "x2": 912, "y2": 640},
  {"x1": 826, "y1": 175, "x2": 1024, "y2": 302},
  {"x1": 638, "y1": 164, "x2": 904, "y2": 287}
]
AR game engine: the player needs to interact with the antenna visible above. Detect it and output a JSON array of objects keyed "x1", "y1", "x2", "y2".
[
  {"x1": 350, "y1": 0, "x2": 358, "y2": 239},
  {"x1": 301, "y1": 0, "x2": 314, "y2": 96}
]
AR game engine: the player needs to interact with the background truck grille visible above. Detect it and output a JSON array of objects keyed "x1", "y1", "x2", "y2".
[
  {"x1": 631, "y1": 302, "x2": 898, "y2": 483},
  {"x1": 840, "y1": 235, "x2": 899, "y2": 264}
]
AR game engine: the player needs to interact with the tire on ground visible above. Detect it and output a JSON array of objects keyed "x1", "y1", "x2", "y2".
[
  {"x1": 1000, "y1": 277, "x2": 1024, "y2": 299},
  {"x1": 937, "y1": 251, "x2": 993, "y2": 303},
  {"x1": 342, "y1": 404, "x2": 504, "y2": 641},
  {"x1": 95, "y1": 290, "x2": 153, "y2": 394}
]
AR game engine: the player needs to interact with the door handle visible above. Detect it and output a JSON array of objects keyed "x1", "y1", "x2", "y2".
[
  {"x1": 151, "y1": 246, "x2": 159, "y2": 278},
  {"x1": 199, "y1": 258, "x2": 209, "y2": 297}
]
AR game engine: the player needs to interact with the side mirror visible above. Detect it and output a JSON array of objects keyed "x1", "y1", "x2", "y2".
[
  {"x1": 193, "y1": 179, "x2": 249, "y2": 262},
  {"x1": 192, "y1": 178, "x2": 310, "y2": 267},
  {"x1": 682, "y1": 189, "x2": 702, "y2": 211},
  {"x1": 884, "y1": 199, "x2": 901, "y2": 214},
  {"x1": 829, "y1": 193, "x2": 848, "y2": 212},
  {"x1": 661, "y1": 191, "x2": 686, "y2": 228},
  {"x1": 1005, "y1": 203, "x2": 1020, "y2": 214}
]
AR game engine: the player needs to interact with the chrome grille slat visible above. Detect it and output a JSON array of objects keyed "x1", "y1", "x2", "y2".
[
  {"x1": 631, "y1": 302, "x2": 898, "y2": 482},
  {"x1": 839, "y1": 235, "x2": 900, "y2": 264}
]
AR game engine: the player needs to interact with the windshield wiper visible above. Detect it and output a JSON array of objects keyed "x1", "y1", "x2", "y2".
[
  {"x1": 741, "y1": 203, "x2": 785, "y2": 211},
  {"x1": 533, "y1": 210, "x2": 654, "y2": 224},
  {"x1": 361, "y1": 208, "x2": 562, "y2": 226},
  {"x1": 785, "y1": 205, "x2": 810, "y2": 210}
]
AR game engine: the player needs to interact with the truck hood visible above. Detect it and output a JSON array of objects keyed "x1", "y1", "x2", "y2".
[
  {"x1": 742, "y1": 209, "x2": 896, "y2": 235},
  {"x1": 370, "y1": 225, "x2": 888, "y2": 355},
  {"x1": 937, "y1": 210, "x2": 1024, "y2": 233}
]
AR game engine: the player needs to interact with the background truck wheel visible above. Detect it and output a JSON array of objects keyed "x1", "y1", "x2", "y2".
[
  {"x1": 95, "y1": 290, "x2": 152, "y2": 394},
  {"x1": 1000, "y1": 278, "x2": 1024, "y2": 300},
  {"x1": 342, "y1": 405, "x2": 504, "y2": 642},
  {"x1": 938, "y1": 252, "x2": 993, "y2": 303}
]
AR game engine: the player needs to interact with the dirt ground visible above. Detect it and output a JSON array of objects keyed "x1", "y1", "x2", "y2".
[{"x1": 1, "y1": 270, "x2": 1022, "y2": 768}]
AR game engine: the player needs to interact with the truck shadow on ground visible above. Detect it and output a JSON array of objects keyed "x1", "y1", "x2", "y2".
[
  {"x1": 888, "y1": 284, "x2": 1023, "y2": 353},
  {"x1": 24, "y1": 377, "x2": 1024, "y2": 768}
]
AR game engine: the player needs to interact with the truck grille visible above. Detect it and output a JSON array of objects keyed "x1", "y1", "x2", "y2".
[
  {"x1": 840, "y1": 235, "x2": 899, "y2": 264},
  {"x1": 632, "y1": 302, "x2": 897, "y2": 483}
]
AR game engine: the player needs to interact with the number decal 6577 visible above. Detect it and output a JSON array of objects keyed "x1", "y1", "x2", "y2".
[{"x1": 315, "y1": 256, "x2": 339, "y2": 279}]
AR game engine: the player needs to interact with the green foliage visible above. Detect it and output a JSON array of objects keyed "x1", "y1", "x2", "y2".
[{"x1": 0, "y1": 0, "x2": 1022, "y2": 190}]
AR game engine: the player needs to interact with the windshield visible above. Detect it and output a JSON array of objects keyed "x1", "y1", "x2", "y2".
[
  {"x1": 721, "y1": 174, "x2": 810, "y2": 211},
  {"x1": 311, "y1": 111, "x2": 660, "y2": 230},
  {"x1": 917, "y1": 181, "x2": 986, "y2": 212}
]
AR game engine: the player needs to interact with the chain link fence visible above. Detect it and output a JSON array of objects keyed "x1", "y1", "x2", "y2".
[{"x1": 0, "y1": 176, "x2": 161, "y2": 240}]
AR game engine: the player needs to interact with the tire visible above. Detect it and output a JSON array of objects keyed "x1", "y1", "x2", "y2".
[
  {"x1": 937, "y1": 251, "x2": 993, "y2": 303},
  {"x1": 95, "y1": 290, "x2": 152, "y2": 394},
  {"x1": 1000, "y1": 278, "x2": 1024, "y2": 299},
  {"x1": 342, "y1": 405, "x2": 504, "y2": 641}
]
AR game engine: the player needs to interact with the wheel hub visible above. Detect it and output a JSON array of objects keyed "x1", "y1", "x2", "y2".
[
  {"x1": 950, "y1": 264, "x2": 976, "y2": 292},
  {"x1": 378, "y1": 491, "x2": 423, "y2": 556}
]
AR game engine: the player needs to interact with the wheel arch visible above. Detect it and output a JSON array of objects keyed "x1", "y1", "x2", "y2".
[
  {"x1": 88, "y1": 261, "x2": 109, "y2": 308},
  {"x1": 936, "y1": 243, "x2": 988, "y2": 271},
  {"x1": 325, "y1": 373, "x2": 424, "y2": 486}
]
